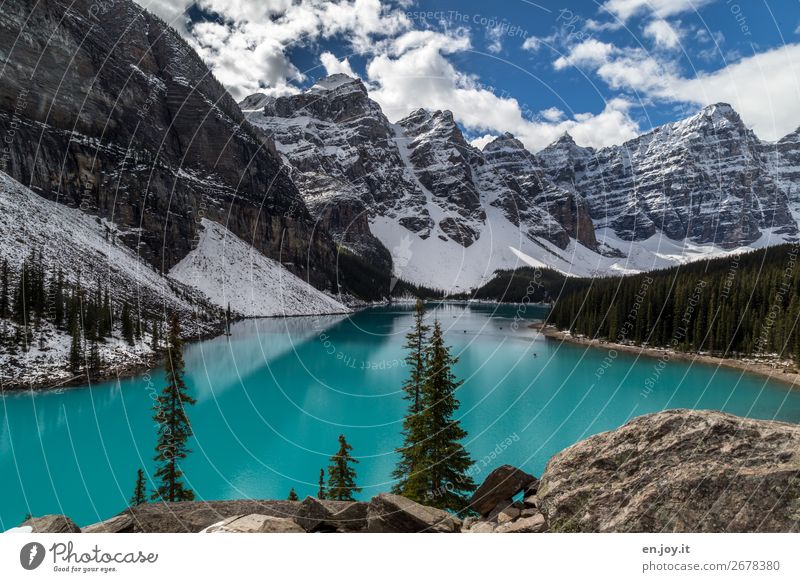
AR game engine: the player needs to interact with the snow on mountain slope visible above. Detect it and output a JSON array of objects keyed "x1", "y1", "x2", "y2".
[
  {"x1": 0, "y1": 172, "x2": 195, "y2": 313},
  {"x1": 243, "y1": 76, "x2": 800, "y2": 291},
  {"x1": 0, "y1": 170, "x2": 216, "y2": 388},
  {"x1": 169, "y1": 219, "x2": 349, "y2": 317}
]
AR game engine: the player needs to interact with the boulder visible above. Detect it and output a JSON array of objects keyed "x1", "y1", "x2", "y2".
[
  {"x1": 495, "y1": 513, "x2": 547, "y2": 533},
  {"x1": 469, "y1": 465, "x2": 538, "y2": 516},
  {"x1": 82, "y1": 513, "x2": 135, "y2": 533},
  {"x1": 538, "y1": 409, "x2": 800, "y2": 532},
  {"x1": 123, "y1": 499, "x2": 303, "y2": 533},
  {"x1": 466, "y1": 521, "x2": 496, "y2": 533},
  {"x1": 367, "y1": 494, "x2": 461, "y2": 533},
  {"x1": 21, "y1": 515, "x2": 80, "y2": 533},
  {"x1": 295, "y1": 497, "x2": 368, "y2": 532},
  {"x1": 496, "y1": 506, "x2": 521, "y2": 524},
  {"x1": 202, "y1": 514, "x2": 305, "y2": 533}
]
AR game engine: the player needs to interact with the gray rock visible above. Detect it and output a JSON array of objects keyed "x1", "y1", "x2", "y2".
[
  {"x1": 523, "y1": 495, "x2": 539, "y2": 509},
  {"x1": 295, "y1": 496, "x2": 368, "y2": 532},
  {"x1": 495, "y1": 513, "x2": 547, "y2": 533},
  {"x1": 496, "y1": 506, "x2": 521, "y2": 524},
  {"x1": 469, "y1": 465, "x2": 538, "y2": 517},
  {"x1": 202, "y1": 514, "x2": 305, "y2": 533},
  {"x1": 82, "y1": 513, "x2": 135, "y2": 533},
  {"x1": 123, "y1": 499, "x2": 304, "y2": 533},
  {"x1": 22, "y1": 515, "x2": 80, "y2": 533},
  {"x1": 466, "y1": 521, "x2": 497, "y2": 533},
  {"x1": 538, "y1": 409, "x2": 800, "y2": 532},
  {"x1": 367, "y1": 493, "x2": 461, "y2": 533}
]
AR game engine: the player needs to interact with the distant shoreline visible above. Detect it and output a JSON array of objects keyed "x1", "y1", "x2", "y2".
[{"x1": 534, "y1": 324, "x2": 800, "y2": 388}]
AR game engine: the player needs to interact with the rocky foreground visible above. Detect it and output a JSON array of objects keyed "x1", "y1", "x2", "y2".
[{"x1": 18, "y1": 410, "x2": 800, "y2": 533}]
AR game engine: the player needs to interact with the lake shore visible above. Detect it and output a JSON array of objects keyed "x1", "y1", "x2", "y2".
[{"x1": 534, "y1": 324, "x2": 800, "y2": 388}]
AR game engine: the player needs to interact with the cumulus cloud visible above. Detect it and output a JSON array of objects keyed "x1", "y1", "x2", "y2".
[
  {"x1": 643, "y1": 19, "x2": 682, "y2": 50},
  {"x1": 135, "y1": 0, "x2": 409, "y2": 99},
  {"x1": 554, "y1": 39, "x2": 616, "y2": 70},
  {"x1": 602, "y1": 0, "x2": 715, "y2": 22},
  {"x1": 554, "y1": 36, "x2": 800, "y2": 140},
  {"x1": 366, "y1": 31, "x2": 640, "y2": 151},
  {"x1": 320, "y1": 52, "x2": 358, "y2": 78}
]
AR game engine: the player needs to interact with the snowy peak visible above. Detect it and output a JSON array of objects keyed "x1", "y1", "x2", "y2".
[
  {"x1": 238, "y1": 93, "x2": 275, "y2": 111},
  {"x1": 309, "y1": 73, "x2": 367, "y2": 95},
  {"x1": 483, "y1": 132, "x2": 527, "y2": 154}
]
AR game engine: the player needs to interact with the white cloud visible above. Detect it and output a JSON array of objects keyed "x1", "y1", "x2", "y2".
[
  {"x1": 540, "y1": 107, "x2": 565, "y2": 122},
  {"x1": 602, "y1": 0, "x2": 715, "y2": 22},
  {"x1": 486, "y1": 24, "x2": 505, "y2": 54},
  {"x1": 521, "y1": 36, "x2": 542, "y2": 52},
  {"x1": 553, "y1": 39, "x2": 616, "y2": 70},
  {"x1": 320, "y1": 52, "x2": 357, "y2": 78},
  {"x1": 470, "y1": 134, "x2": 497, "y2": 149},
  {"x1": 643, "y1": 19, "x2": 681, "y2": 49},
  {"x1": 366, "y1": 31, "x2": 640, "y2": 151},
  {"x1": 134, "y1": 0, "x2": 410, "y2": 99},
  {"x1": 555, "y1": 36, "x2": 800, "y2": 140}
]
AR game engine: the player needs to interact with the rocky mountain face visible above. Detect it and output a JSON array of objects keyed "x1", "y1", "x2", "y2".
[
  {"x1": 539, "y1": 104, "x2": 797, "y2": 246},
  {"x1": 19, "y1": 409, "x2": 799, "y2": 533},
  {"x1": 243, "y1": 75, "x2": 594, "y2": 289},
  {"x1": 0, "y1": 0, "x2": 339, "y2": 290},
  {"x1": 244, "y1": 76, "x2": 800, "y2": 289}
]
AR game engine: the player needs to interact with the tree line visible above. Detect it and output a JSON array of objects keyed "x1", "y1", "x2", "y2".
[
  {"x1": 0, "y1": 253, "x2": 166, "y2": 373},
  {"x1": 548, "y1": 244, "x2": 800, "y2": 360}
]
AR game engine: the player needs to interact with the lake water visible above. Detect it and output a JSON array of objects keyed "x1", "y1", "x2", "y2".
[{"x1": 2, "y1": 303, "x2": 800, "y2": 528}]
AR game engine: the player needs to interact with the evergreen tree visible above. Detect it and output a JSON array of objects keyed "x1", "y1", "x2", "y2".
[
  {"x1": 68, "y1": 317, "x2": 83, "y2": 373},
  {"x1": 395, "y1": 321, "x2": 476, "y2": 510},
  {"x1": 287, "y1": 488, "x2": 299, "y2": 501},
  {"x1": 151, "y1": 317, "x2": 160, "y2": 353},
  {"x1": 130, "y1": 468, "x2": 147, "y2": 506},
  {"x1": 151, "y1": 314, "x2": 196, "y2": 502},
  {"x1": 326, "y1": 435, "x2": 361, "y2": 501},
  {"x1": 392, "y1": 300, "x2": 430, "y2": 494},
  {"x1": 0, "y1": 259, "x2": 9, "y2": 320},
  {"x1": 317, "y1": 468, "x2": 326, "y2": 499},
  {"x1": 121, "y1": 302, "x2": 135, "y2": 346}
]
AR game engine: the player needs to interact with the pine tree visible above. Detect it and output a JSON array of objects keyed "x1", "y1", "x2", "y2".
[
  {"x1": 130, "y1": 468, "x2": 147, "y2": 506},
  {"x1": 326, "y1": 435, "x2": 361, "y2": 501},
  {"x1": 68, "y1": 317, "x2": 83, "y2": 373},
  {"x1": 121, "y1": 302, "x2": 135, "y2": 346},
  {"x1": 151, "y1": 314, "x2": 196, "y2": 502},
  {"x1": 287, "y1": 488, "x2": 299, "y2": 501},
  {"x1": 392, "y1": 300, "x2": 430, "y2": 494},
  {"x1": 0, "y1": 259, "x2": 9, "y2": 320},
  {"x1": 317, "y1": 468, "x2": 326, "y2": 499},
  {"x1": 151, "y1": 317, "x2": 160, "y2": 353},
  {"x1": 396, "y1": 321, "x2": 476, "y2": 510}
]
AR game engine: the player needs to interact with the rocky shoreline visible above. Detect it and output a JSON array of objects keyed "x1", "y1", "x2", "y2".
[
  {"x1": 12, "y1": 409, "x2": 800, "y2": 533},
  {"x1": 536, "y1": 324, "x2": 800, "y2": 389}
]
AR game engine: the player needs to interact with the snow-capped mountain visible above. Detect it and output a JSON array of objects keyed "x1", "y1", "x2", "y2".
[
  {"x1": 0, "y1": 0, "x2": 344, "y2": 293},
  {"x1": 538, "y1": 104, "x2": 797, "y2": 246},
  {"x1": 243, "y1": 75, "x2": 800, "y2": 290}
]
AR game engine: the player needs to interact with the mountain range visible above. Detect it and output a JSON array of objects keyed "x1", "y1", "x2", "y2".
[
  {"x1": 2, "y1": 0, "x2": 800, "y2": 305},
  {"x1": 242, "y1": 74, "x2": 800, "y2": 290}
]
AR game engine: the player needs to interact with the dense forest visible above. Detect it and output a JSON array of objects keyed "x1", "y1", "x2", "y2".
[
  {"x1": 548, "y1": 244, "x2": 800, "y2": 361},
  {"x1": 462, "y1": 266, "x2": 572, "y2": 303},
  {"x1": 0, "y1": 250, "x2": 215, "y2": 379}
]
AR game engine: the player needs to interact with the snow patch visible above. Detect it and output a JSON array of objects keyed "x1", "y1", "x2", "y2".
[{"x1": 169, "y1": 219, "x2": 349, "y2": 317}]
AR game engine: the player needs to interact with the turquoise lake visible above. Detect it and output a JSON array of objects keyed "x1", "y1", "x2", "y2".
[{"x1": 2, "y1": 303, "x2": 800, "y2": 528}]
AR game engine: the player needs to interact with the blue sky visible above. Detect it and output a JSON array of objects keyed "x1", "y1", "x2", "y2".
[{"x1": 140, "y1": 0, "x2": 800, "y2": 151}]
